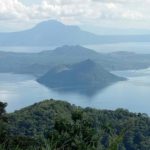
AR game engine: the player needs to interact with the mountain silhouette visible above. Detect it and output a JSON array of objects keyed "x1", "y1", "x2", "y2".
[{"x1": 37, "y1": 59, "x2": 126, "y2": 95}]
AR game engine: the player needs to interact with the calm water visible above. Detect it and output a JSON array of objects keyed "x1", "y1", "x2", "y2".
[
  {"x1": 85, "y1": 42, "x2": 150, "y2": 54},
  {"x1": 0, "y1": 46, "x2": 57, "y2": 53},
  {"x1": 1, "y1": 42, "x2": 150, "y2": 53},
  {"x1": 1, "y1": 68, "x2": 150, "y2": 115}
]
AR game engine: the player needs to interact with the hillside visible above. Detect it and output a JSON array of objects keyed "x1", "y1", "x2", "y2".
[
  {"x1": 37, "y1": 59, "x2": 126, "y2": 95},
  {"x1": 0, "y1": 20, "x2": 150, "y2": 46},
  {"x1": 0, "y1": 45, "x2": 150, "y2": 76},
  {"x1": 5, "y1": 99, "x2": 150, "y2": 150},
  {"x1": 0, "y1": 20, "x2": 101, "y2": 46}
]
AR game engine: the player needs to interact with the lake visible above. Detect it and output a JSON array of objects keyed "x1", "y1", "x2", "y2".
[
  {"x1": 1, "y1": 42, "x2": 150, "y2": 54},
  {"x1": 1, "y1": 68, "x2": 150, "y2": 115},
  {"x1": 85, "y1": 42, "x2": 150, "y2": 54}
]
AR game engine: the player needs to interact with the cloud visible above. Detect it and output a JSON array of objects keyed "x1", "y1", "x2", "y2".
[
  {"x1": 33, "y1": 0, "x2": 147, "y2": 22},
  {"x1": 0, "y1": 0, "x2": 28, "y2": 20},
  {"x1": 0, "y1": 0, "x2": 150, "y2": 31}
]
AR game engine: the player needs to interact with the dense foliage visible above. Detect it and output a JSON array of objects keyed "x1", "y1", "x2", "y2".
[
  {"x1": 0, "y1": 99, "x2": 150, "y2": 149},
  {"x1": 0, "y1": 102, "x2": 8, "y2": 143}
]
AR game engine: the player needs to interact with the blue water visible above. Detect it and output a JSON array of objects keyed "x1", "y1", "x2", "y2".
[
  {"x1": 1, "y1": 68, "x2": 150, "y2": 115},
  {"x1": 0, "y1": 46, "x2": 57, "y2": 53},
  {"x1": 1, "y1": 42, "x2": 150, "y2": 54},
  {"x1": 85, "y1": 42, "x2": 150, "y2": 54}
]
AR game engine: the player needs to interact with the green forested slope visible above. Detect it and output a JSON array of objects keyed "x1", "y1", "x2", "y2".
[{"x1": 1, "y1": 99, "x2": 148, "y2": 150}]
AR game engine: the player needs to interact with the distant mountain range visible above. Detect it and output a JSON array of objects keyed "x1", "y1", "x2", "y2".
[
  {"x1": 0, "y1": 20, "x2": 150, "y2": 46},
  {"x1": 37, "y1": 59, "x2": 126, "y2": 95},
  {"x1": 0, "y1": 45, "x2": 150, "y2": 76}
]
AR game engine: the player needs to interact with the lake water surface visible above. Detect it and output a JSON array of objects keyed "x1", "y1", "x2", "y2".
[
  {"x1": 1, "y1": 42, "x2": 150, "y2": 114},
  {"x1": 1, "y1": 68, "x2": 150, "y2": 115},
  {"x1": 85, "y1": 42, "x2": 150, "y2": 54},
  {"x1": 1, "y1": 42, "x2": 150, "y2": 54}
]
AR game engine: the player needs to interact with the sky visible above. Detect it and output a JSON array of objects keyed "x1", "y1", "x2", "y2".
[{"x1": 0, "y1": 0, "x2": 150, "y2": 34}]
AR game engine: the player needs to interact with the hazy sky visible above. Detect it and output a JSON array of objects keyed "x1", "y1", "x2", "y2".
[{"x1": 0, "y1": 0, "x2": 150, "y2": 34}]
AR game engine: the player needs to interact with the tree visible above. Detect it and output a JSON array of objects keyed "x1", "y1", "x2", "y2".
[
  {"x1": 47, "y1": 108, "x2": 101, "y2": 150},
  {"x1": 0, "y1": 101, "x2": 8, "y2": 144}
]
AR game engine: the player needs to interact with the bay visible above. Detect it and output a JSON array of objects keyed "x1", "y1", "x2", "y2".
[{"x1": 1, "y1": 68, "x2": 150, "y2": 115}]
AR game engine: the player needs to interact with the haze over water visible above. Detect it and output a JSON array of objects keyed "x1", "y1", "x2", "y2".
[
  {"x1": 1, "y1": 67, "x2": 150, "y2": 115},
  {"x1": 1, "y1": 42, "x2": 150, "y2": 54},
  {"x1": 1, "y1": 43, "x2": 150, "y2": 114}
]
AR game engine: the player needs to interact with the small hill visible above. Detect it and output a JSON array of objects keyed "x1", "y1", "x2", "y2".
[
  {"x1": 7, "y1": 99, "x2": 150, "y2": 150},
  {"x1": 0, "y1": 45, "x2": 150, "y2": 76},
  {"x1": 37, "y1": 59, "x2": 126, "y2": 95}
]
